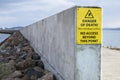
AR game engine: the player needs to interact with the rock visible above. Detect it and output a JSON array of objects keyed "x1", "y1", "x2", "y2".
[
  {"x1": 16, "y1": 47, "x2": 21, "y2": 53},
  {"x1": 15, "y1": 52, "x2": 27, "y2": 63},
  {"x1": 2, "y1": 77, "x2": 23, "y2": 80},
  {"x1": 0, "y1": 43, "x2": 7, "y2": 50},
  {"x1": 0, "y1": 31, "x2": 53, "y2": 80},
  {"x1": 22, "y1": 43, "x2": 29, "y2": 47},
  {"x1": 6, "y1": 47, "x2": 12, "y2": 51},
  {"x1": 37, "y1": 72, "x2": 54, "y2": 80},
  {"x1": 36, "y1": 60, "x2": 44, "y2": 69},
  {"x1": 24, "y1": 68, "x2": 44, "y2": 80},
  {"x1": 43, "y1": 69, "x2": 50, "y2": 74},
  {"x1": 9, "y1": 60, "x2": 16, "y2": 65},
  {"x1": 22, "y1": 46, "x2": 33, "y2": 52},
  {"x1": 15, "y1": 58, "x2": 33, "y2": 70},
  {"x1": 31, "y1": 53, "x2": 41, "y2": 60},
  {"x1": 7, "y1": 56, "x2": 16, "y2": 60},
  {"x1": 9, "y1": 44, "x2": 14, "y2": 49},
  {"x1": 0, "y1": 57, "x2": 8, "y2": 63},
  {"x1": 13, "y1": 40, "x2": 21, "y2": 46},
  {"x1": 0, "y1": 55, "x2": 3, "y2": 58},
  {"x1": 2, "y1": 71, "x2": 23, "y2": 80},
  {"x1": 31, "y1": 60, "x2": 38, "y2": 67},
  {"x1": 7, "y1": 49, "x2": 17, "y2": 54},
  {"x1": 1, "y1": 53, "x2": 10, "y2": 57},
  {"x1": 1, "y1": 77, "x2": 14, "y2": 80},
  {"x1": 19, "y1": 53, "x2": 27, "y2": 60},
  {"x1": 9, "y1": 71, "x2": 22, "y2": 78},
  {"x1": 21, "y1": 75, "x2": 29, "y2": 80},
  {"x1": 21, "y1": 46, "x2": 34, "y2": 58},
  {"x1": 33, "y1": 66, "x2": 44, "y2": 73},
  {"x1": 14, "y1": 78, "x2": 23, "y2": 80},
  {"x1": 0, "y1": 63, "x2": 16, "y2": 79},
  {"x1": 0, "y1": 50, "x2": 3, "y2": 52}
]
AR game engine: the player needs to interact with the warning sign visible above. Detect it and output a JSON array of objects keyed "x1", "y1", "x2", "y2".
[
  {"x1": 76, "y1": 7, "x2": 102, "y2": 44},
  {"x1": 85, "y1": 10, "x2": 94, "y2": 18}
]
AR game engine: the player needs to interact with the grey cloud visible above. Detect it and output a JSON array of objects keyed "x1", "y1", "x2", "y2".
[{"x1": 0, "y1": 0, "x2": 30, "y2": 10}]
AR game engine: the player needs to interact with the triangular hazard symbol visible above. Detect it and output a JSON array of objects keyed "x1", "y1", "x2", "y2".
[{"x1": 85, "y1": 10, "x2": 94, "y2": 18}]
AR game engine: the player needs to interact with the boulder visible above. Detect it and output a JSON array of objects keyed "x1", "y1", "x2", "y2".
[
  {"x1": 0, "y1": 63, "x2": 16, "y2": 79},
  {"x1": 31, "y1": 53, "x2": 41, "y2": 60},
  {"x1": 15, "y1": 58, "x2": 33, "y2": 70},
  {"x1": 37, "y1": 72, "x2": 54, "y2": 80},
  {"x1": 36, "y1": 60, "x2": 44, "y2": 69},
  {"x1": 24, "y1": 67, "x2": 44, "y2": 80},
  {"x1": 0, "y1": 31, "x2": 54, "y2": 80}
]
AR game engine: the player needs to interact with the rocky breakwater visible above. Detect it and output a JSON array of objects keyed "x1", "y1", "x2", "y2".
[{"x1": 0, "y1": 31, "x2": 53, "y2": 80}]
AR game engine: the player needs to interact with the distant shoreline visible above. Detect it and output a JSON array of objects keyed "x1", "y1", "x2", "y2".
[
  {"x1": 102, "y1": 46, "x2": 120, "y2": 51},
  {"x1": 103, "y1": 28, "x2": 120, "y2": 30}
]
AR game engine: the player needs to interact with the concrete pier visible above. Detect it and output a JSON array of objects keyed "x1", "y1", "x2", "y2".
[{"x1": 20, "y1": 6, "x2": 101, "y2": 80}]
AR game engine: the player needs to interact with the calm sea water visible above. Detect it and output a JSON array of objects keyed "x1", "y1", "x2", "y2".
[
  {"x1": 103, "y1": 30, "x2": 120, "y2": 48},
  {"x1": 0, "y1": 34, "x2": 10, "y2": 43}
]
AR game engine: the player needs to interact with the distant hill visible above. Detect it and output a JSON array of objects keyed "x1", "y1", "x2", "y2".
[
  {"x1": 5, "y1": 26, "x2": 23, "y2": 30},
  {"x1": 103, "y1": 28, "x2": 120, "y2": 30}
]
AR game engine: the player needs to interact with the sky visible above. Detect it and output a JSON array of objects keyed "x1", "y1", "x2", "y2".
[{"x1": 0, "y1": 0, "x2": 119, "y2": 28}]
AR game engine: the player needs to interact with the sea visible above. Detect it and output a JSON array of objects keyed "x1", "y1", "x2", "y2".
[
  {"x1": 0, "y1": 34, "x2": 10, "y2": 43},
  {"x1": 103, "y1": 30, "x2": 120, "y2": 48},
  {"x1": 0, "y1": 30, "x2": 120, "y2": 48}
]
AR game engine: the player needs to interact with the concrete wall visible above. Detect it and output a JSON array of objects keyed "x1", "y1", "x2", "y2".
[
  {"x1": 20, "y1": 7, "x2": 76, "y2": 80},
  {"x1": 20, "y1": 6, "x2": 101, "y2": 80},
  {"x1": 75, "y1": 45, "x2": 101, "y2": 80}
]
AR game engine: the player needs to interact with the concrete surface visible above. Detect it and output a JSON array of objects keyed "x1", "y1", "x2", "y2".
[
  {"x1": 102, "y1": 47, "x2": 120, "y2": 80},
  {"x1": 20, "y1": 6, "x2": 101, "y2": 80},
  {"x1": 75, "y1": 45, "x2": 101, "y2": 80},
  {"x1": 20, "y1": 7, "x2": 76, "y2": 80}
]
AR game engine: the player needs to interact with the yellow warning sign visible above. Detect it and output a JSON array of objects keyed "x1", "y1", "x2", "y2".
[
  {"x1": 76, "y1": 7, "x2": 102, "y2": 44},
  {"x1": 85, "y1": 10, "x2": 94, "y2": 18}
]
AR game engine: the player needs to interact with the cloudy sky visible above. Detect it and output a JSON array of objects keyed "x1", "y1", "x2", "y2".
[{"x1": 0, "y1": 0, "x2": 119, "y2": 28}]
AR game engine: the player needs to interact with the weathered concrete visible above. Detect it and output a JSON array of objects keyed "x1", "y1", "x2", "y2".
[
  {"x1": 20, "y1": 7, "x2": 76, "y2": 80},
  {"x1": 20, "y1": 6, "x2": 101, "y2": 80},
  {"x1": 102, "y1": 47, "x2": 120, "y2": 80},
  {"x1": 75, "y1": 45, "x2": 101, "y2": 80}
]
